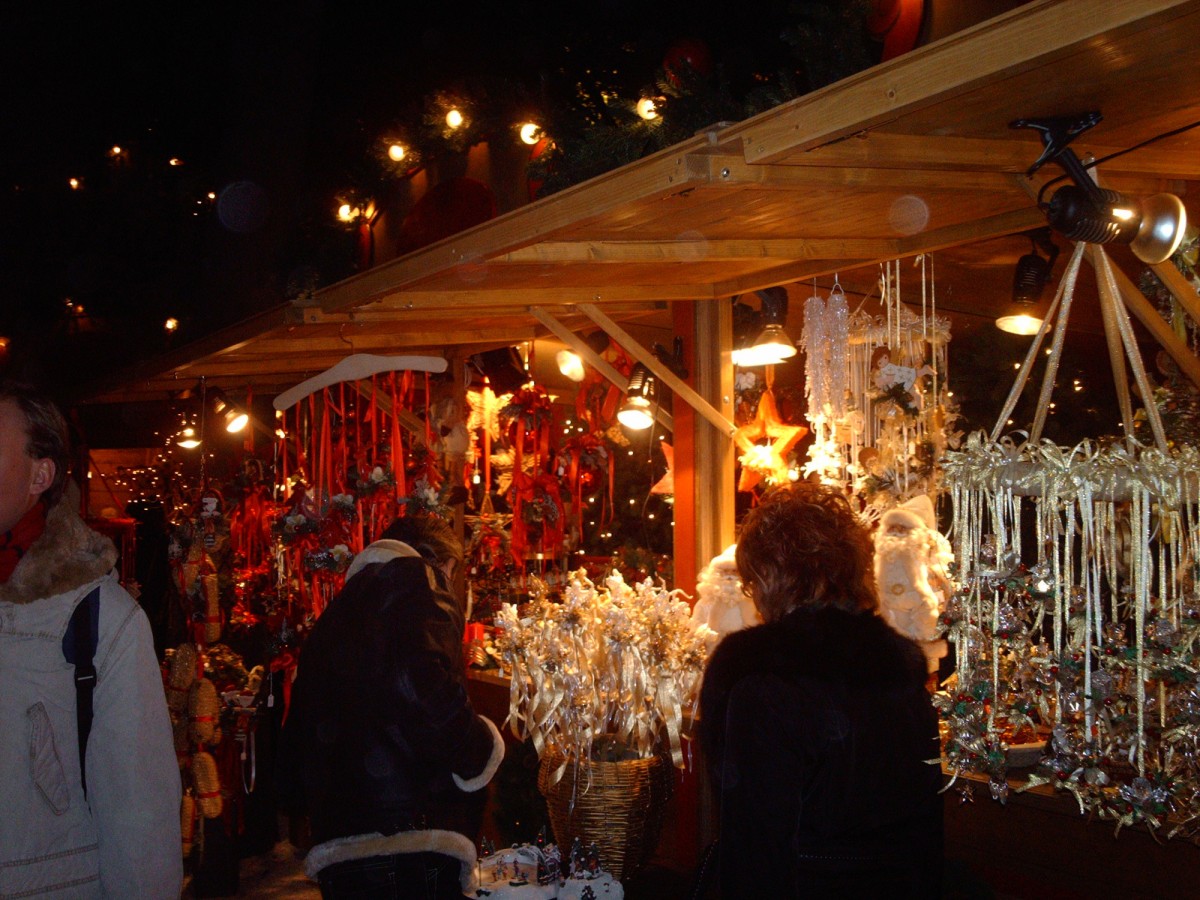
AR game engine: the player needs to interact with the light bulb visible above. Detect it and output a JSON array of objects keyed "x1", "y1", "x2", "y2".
[
  {"x1": 388, "y1": 143, "x2": 406, "y2": 162},
  {"x1": 636, "y1": 98, "x2": 658, "y2": 121},
  {"x1": 519, "y1": 123, "x2": 542, "y2": 145},
  {"x1": 446, "y1": 108, "x2": 464, "y2": 129}
]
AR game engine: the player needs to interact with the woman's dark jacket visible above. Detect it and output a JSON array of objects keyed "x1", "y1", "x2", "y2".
[
  {"x1": 699, "y1": 606, "x2": 943, "y2": 898},
  {"x1": 276, "y1": 542, "x2": 502, "y2": 877}
]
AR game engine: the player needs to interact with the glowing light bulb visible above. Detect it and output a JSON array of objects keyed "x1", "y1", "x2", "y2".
[
  {"x1": 388, "y1": 143, "x2": 406, "y2": 162},
  {"x1": 636, "y1": 98, "x2": 658, "y2": 120},
  {"x1": 164, "y1": 317, "x2": 178, "y2": 333},
  {"x1": 519, "y1": 123, "x2": 541, "y2": 145},
  {"x1": 169, "y1": 158, "x2": 183, "y2": 167},
  {"x1": 69, "y1": 177, "x2": 80, "y2": 190},
  {"x1": 446, "y1": 108, "x2": 464, "y2": 129},
  {"x1": 337, "y1": 203, "x2": 355, "y2": 222}
]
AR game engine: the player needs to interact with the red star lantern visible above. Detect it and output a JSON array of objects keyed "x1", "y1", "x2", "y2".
[{"x1": 734, "y1": 388, "x2": 806, "y2": 492}]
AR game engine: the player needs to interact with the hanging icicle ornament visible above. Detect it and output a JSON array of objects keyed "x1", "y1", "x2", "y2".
[{"x1": 798, "y1": 261, "x2": 953, "y2": 514}]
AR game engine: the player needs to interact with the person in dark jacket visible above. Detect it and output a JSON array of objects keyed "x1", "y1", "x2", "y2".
[
  {"x1": 278, "y1": 514, "x2": 504, "y2": 899},
  {"x1": 699, "y1": 482, "x2": 943, "y2": 898}
]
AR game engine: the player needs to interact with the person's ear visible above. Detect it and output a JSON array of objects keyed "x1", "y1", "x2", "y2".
[{"x1": 29, "y1": 459, "x2": 55, "y2": 498}]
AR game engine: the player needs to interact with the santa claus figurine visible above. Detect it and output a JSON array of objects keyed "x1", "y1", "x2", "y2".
[
  {"x1": 873, "y1": 495, "x2": 954, "y2": 678},
  {"x1": 690, "y1": 544, "x2": 761, "y2": 646}
]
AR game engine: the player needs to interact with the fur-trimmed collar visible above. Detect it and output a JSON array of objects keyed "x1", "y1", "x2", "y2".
[
  {"x1": 0, "y1": 498, "x2": 116, "y2": 605},
  {"x1": 304, "y1": 828, "x2": 478, "y2": 891},
  {"x1": 706, "y1": 606, "x2": 928, "y2": 692},
  {"x1": 344, "y1": 539, "x2": 420, "y2": 582}
]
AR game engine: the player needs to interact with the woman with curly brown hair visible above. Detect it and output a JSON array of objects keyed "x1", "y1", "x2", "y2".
[{"x1": 698, "y1": 482, "x2": 943, "y2": 898}]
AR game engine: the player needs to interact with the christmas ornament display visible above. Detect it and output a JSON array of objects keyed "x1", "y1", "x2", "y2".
[
  {"x1": 494, "y1": 569, "x2": 708, "y2": 771},
  {"x1": 937, "y1": 238, "x2": 1200, "y2": 836},
  {"x1": 940, "y1": 432, "x2": 1200, "y2": 834},
  {"x1": 800, "y1": 259, "x2": 953, "y2": 517}
]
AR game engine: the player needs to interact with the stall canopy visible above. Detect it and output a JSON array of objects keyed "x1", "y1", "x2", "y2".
[{"x1": 85, "y1": 0, "x2": 1200, "y2": 405}]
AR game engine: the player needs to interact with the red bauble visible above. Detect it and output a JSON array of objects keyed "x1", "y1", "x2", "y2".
[{"x1": 662, "y1": 37, "x2": 713, "y2": 87}]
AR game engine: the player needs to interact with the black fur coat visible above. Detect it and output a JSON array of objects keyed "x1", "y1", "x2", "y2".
[{"x1": 699, "y1": 606, "x2": 943, "y2": 898}]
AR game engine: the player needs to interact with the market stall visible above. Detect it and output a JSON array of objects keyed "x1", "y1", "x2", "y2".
[{"x1": 75, "y1": 0, "x2": 1200, "y2": 892}]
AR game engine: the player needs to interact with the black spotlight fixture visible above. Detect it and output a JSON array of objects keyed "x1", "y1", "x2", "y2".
[
  {"x1": 210, "y1": 389, "x2": 249, "y2": 433},
  {"x1": 1012, "y1": 111, "x2": 1187, "y2": 265},
  {"x1": 997, "y1": 228, "x2": 1060, "y2": 335}
]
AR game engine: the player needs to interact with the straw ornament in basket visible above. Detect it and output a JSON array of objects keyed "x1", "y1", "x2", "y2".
[{"x1": 494, "y1": 569, "x2": 709, "y2": 879}]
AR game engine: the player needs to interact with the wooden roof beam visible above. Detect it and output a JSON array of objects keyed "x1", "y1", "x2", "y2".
[
  {"x1": 293, "y1": 300, "x2": 663, "y2": 325},
  {"x1": 757, "y1": 132, "x2": 1200, "y2": 179},
  {"x1": 498, "y1": 237, "x2": 900, "y2": 264},
  {"x1": 226, "y1": 327, "x2": 541, "y2": 357},
  {"x1": 728, "y1": 0, "x2": 1197, "y2": 165},
  {"x1": 712, "y1": 206, "x2": 1045, "y2": 296},
  {"x1": 68, "y1": 304, "x2": 296, "y2": 404},
  {"x1": 696, "y1": 154, "x2": 1022, "y2": 193},
  {"x1": 362, "y1": 285, "x2": 716, "y2": 310}
]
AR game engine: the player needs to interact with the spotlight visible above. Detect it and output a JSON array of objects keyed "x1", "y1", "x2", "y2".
[
  {"x1": 211, "y1": 390, "x2": 249, "y2": 433},
  {"x1": 732, "y1": 287, "x2": 796, "y2": 366},
  {"x1": 1012, "y1": 112, "x2": 1187, "y2": 265},
  {"x1": 997, "y1": 228, "x2": 1059, "y2": 335},
  {"x1": 618, "y1": 364, "x2": 657, "y2": 430}
]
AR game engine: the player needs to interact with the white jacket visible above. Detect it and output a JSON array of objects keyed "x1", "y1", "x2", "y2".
[{"x1": 0, "y1": 497, "x2": 182, "y2": 899}]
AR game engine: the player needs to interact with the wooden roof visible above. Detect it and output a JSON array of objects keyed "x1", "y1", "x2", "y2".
[{"x1": 89, "y1": 0, "x2": 1200, "y2": 404}]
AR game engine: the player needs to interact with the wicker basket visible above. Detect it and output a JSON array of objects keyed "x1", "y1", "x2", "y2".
[{"x1": 537, "y1": 746, "x2": 674, "y2": 882}]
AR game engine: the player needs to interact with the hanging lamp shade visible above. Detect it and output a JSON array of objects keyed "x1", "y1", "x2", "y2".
[
  {"x1": 617, "y1": 364, "x2": 656, "y2": 430},
  {"x1": 732, "y1": 287, "x2": 797, "y2": 366}
]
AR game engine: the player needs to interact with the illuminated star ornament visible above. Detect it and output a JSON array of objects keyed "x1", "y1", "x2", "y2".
[{"x1": 734, "y1": 387, "x2": 806, "y2": 492}]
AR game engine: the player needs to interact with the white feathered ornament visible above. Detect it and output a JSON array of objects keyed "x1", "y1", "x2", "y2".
[{"x1": 873, "y1": 495, "x2": 954, "y2": 673}]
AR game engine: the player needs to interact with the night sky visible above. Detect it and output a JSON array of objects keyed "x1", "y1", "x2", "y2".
[{"x1": 0, "y1": 1, "x2": 839, "y2": 394}]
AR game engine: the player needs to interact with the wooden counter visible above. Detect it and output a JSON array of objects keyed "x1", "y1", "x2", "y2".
[{"x1": 943, "y1": 770, "x2": 1200, "y2": 900}]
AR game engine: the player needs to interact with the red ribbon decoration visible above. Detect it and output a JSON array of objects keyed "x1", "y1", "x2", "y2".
[
  {"x1": 269, "y1": 650, "x2": 299, "y2": 723},
  {"x1": 575, "y1": 344, "x2": 634, "y2": 429}
]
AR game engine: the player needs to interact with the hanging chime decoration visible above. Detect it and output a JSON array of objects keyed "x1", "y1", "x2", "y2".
[{"x1": 940, "y1": 239, "x2": 1200, "y2": 838}]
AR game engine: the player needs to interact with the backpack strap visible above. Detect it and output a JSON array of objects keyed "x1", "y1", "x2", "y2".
[{"x1": 63, "y1": 586, "x2": 100, "y2": 798}]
